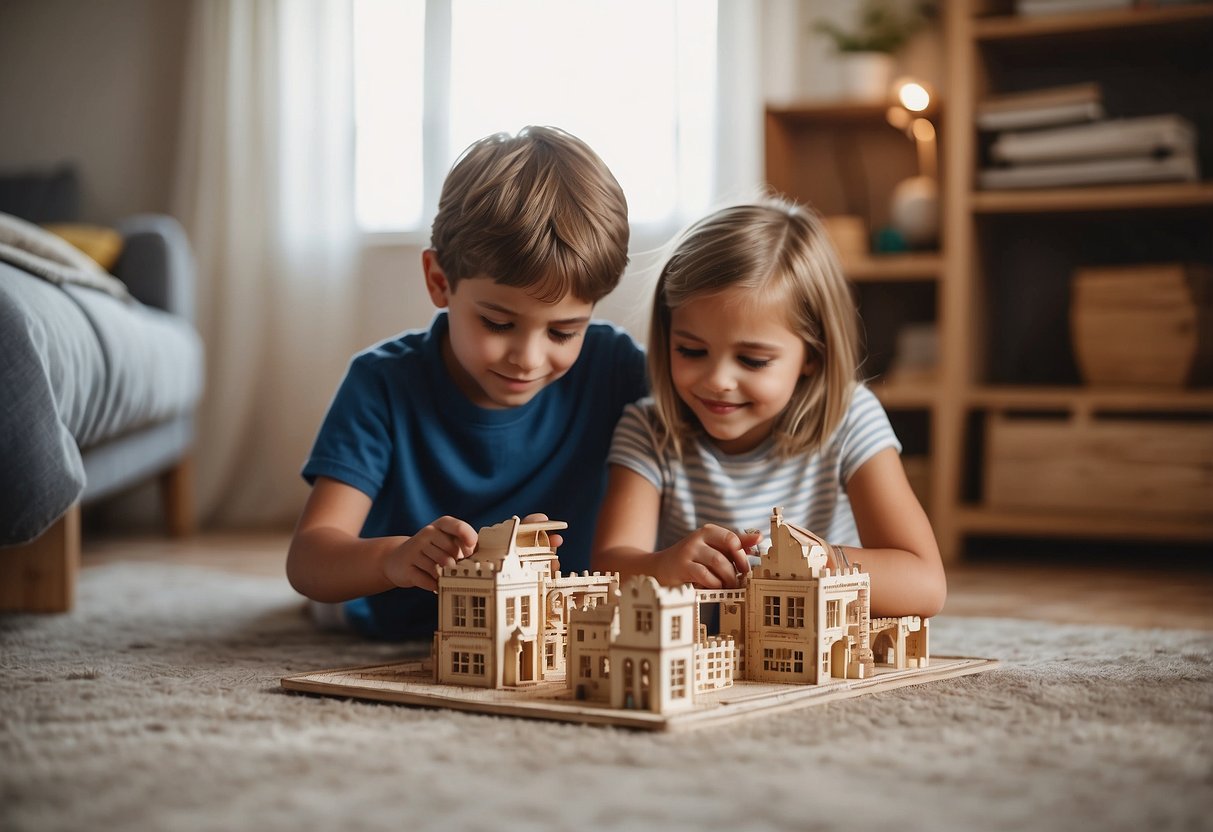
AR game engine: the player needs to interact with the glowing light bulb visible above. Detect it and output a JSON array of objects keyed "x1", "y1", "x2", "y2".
[{"x1": 898, "y1": 82, "x2": 930, "y2": 112}]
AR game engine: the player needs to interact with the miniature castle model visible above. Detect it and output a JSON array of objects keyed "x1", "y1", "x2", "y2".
[{"x1": 432, "y1": 508, "x2": 928, "y2": 715}]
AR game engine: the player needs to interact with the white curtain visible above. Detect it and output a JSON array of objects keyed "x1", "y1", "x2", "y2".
[{"x1": 172, "y1": 0, "x2": 358, "y2": 527}]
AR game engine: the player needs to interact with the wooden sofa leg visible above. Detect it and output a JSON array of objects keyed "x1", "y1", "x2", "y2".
[
  {"x1": 160, "y1": 454, "x2": 195, "y2": 538},
  {"x1": 0, "y1": 504, "x2": 81, "y2": 613}
]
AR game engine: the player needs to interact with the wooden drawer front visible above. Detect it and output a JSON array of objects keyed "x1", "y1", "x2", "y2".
[{"x1": 985, "y1": 413, "x2": 1213, "y2": 519}]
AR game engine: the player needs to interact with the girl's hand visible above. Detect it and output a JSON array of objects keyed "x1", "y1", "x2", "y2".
[
  {"x1": 382, "y1": 516, "x2": 478, "y2": 593},
  {"x1": 654, "y1": 525, "x2": 760, "y2": 589}
]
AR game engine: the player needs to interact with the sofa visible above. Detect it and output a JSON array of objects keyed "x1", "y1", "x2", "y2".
[{"x1": 0, "y1": 206, "x2": 204, "y2": 613}]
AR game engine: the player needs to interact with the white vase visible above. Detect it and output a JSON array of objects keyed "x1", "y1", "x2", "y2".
[{"x1": 838, "y1": 51, "x2": 893, "y2": 102}]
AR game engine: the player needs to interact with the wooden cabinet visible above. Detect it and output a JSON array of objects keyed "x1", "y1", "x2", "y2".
[{"x1": 941, "y1": 2, "x2": 1213, "y2": 556}]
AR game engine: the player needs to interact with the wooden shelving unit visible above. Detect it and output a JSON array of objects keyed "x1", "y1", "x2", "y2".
[{"x1": 938, "y1": 2, "x2": 1213, "y2": 558}]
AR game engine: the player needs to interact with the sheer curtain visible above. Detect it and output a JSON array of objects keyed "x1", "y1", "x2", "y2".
[
  {"x1": 172, "y1": 0, "x2": 358, "y2": 527},
  {"x1": 169, "y1": 0, "x2": 762, "y2": 528}
]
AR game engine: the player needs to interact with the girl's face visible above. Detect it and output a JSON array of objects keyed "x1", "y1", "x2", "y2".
[{"x1": 668, "y1": 286, "x2": 812, "y2": 454}]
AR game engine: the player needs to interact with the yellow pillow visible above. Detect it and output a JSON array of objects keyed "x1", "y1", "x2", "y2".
[{"x1": 42, "y1": 223, "x2": 125, "y2": 272}]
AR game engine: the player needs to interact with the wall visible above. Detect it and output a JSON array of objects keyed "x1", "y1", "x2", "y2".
[{"x1": 0, "y1": 0, "x2": 189, "y2": 224}]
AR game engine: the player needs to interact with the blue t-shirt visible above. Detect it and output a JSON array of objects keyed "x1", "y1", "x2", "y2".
[{"x1": 302, "y1": 311, "x2": 647, "y2": 639}]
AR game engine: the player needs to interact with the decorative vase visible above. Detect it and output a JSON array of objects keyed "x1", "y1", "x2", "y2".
[{"x1": 838, "y1": 51, "x2": 893, "y2": 101}]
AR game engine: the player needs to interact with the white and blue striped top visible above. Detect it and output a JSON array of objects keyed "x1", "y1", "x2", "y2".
[{"x1": 607, "y1": 384, "x2": 901, "y2": 550}]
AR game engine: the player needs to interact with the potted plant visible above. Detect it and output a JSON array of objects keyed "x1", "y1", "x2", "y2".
[{"x1": 813, "y1": 0, "x2": 933, "y2": 101}]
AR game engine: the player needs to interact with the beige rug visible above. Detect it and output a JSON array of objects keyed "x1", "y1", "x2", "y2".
[{"x1": 2, "y1": 562, "x2": 1211, "y2": 832}]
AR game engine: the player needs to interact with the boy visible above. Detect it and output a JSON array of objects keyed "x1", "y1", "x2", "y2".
[{"x1": 287, "y1": 126, "x2": 646, "y2": 639}]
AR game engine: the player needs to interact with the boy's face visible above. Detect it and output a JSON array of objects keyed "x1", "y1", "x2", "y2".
[{"x1": 423, "y1": 251, "x2": 594, "y2": 409}]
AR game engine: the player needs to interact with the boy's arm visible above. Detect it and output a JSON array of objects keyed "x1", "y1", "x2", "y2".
[
  {"x1": 286, "y1": 477, "x2": 477, "y2": 601},
  {"x1": 843, "y1": 447, "x2": 947, "y2": 619},
  {"x1": 591, "y1": 466, "x2": 754, "y2": 589}
]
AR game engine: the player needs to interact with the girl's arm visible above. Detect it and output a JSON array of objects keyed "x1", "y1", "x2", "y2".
[
  {"x1": 591, "y1": 465, "x2": 755, "y2": 589},
  {"x1": 843, "y1": 447, "x2": 947, "y2": 618},
  {"x1": 286, "y1": 476, "x2": 477, "y2": 601}
]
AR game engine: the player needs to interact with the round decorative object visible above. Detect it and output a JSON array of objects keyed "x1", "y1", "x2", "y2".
[{"x1": 889, "y1": 175, "x2": 939, "y2": 248}]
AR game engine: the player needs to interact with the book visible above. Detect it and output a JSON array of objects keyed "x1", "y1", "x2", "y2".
[
  {"x1": 978, "y1": 149, "x2": 1200, "y2": 190},
  {"x1": 977, "y1": 83, "x2": 1104, "y2": 131},
  {"x1": 990, "y1": 114, "x2": 1197, "y2": 164}
]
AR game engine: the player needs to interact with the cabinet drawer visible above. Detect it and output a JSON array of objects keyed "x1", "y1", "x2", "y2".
[{"x1": 984, "y1": 412, "x2": 1213, "y2": 519}]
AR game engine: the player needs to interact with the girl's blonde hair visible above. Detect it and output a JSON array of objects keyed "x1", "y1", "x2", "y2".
[{"x1": 648, "y1": 197, "x2": 859, "y2": 459}]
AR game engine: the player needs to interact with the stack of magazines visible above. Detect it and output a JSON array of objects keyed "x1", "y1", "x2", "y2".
[{"x1": 977, "y1": 83, "x2": 1200, "y2": 190}]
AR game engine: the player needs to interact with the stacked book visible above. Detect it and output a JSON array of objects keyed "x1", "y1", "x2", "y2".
[{"x1": 977, "y1": 83, "x2": 1201, "y2": 190}]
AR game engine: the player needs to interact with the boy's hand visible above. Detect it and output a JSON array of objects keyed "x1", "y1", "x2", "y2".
[
  {"x1": 521, "y1": 512, "x2": 564, "y2": 550},
  {"x1": 383, "y1": 516, "x2": 478, "y2": 593},
  {"x1": 653, "y1": 525, "x2": 760, "y2": 590}
]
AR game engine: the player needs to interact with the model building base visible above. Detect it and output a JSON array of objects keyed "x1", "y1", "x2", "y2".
[{"x1": 281, "y1": 654, "x2": 998, "y2": 732}]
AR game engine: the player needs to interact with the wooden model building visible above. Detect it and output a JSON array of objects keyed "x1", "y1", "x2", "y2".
[
  {"x1": 432, "y1": 508, "x2": 928, "y2": 714},
  {"x1": 283, "y1": 509, "x2": 986, "y2": 731}
]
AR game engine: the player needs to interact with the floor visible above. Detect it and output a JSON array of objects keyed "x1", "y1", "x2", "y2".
[{"x1": 82, "y1": 532, "x2": 1213, "y2": 631}]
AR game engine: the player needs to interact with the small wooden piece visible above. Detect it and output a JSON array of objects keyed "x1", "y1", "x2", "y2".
[
  {"x1": 286, "y1": 509, "x2": 996, "y2": 729},
  {"x1": 0, "y1": 504, "x2": 81, "y2": 613}
]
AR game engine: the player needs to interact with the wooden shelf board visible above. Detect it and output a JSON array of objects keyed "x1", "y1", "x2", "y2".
[
  {"x1": 973, "y1": 5, "x2": 1213, "y2": 41},
  {"x1": 844, "y1": 253, "x2": 943, "y2": 282},
  {"x1": 966, "y1": 385, "x2": 1213, "y2": 413},
  {"x1": 872, "y1": 382, "x2": 938, "y2": 410},
  {"x1": 767, "y1": 101, "x2": 898, "y2": 123},
  {"x1": 956, "y1": 506, "x2": 1213, "y2": 542},
  {"x1": 971, "y1": 182, "x2": 1213, "y2": 214}
]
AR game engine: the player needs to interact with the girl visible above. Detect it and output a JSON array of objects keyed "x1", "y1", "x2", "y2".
[{"x1": 591, "y1": 198, "x2": 946, "y2": 618}]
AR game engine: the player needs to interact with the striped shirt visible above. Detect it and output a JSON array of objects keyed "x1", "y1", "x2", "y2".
[{"x1": 607, "y1": 384, "x2": 901, "y2": 550}]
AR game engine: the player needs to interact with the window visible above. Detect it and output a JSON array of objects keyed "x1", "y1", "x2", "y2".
[
  {"x1": 451, "y1": 595, "x2": 466, "y2": 628},
  {"x1": 354, "y1": 0, "x2": 718, "y2": 234},
  {"x1": 452, "y1": 651, "x2": 470, "y2": 674},
  {"x1": 546, "y1": 641, "x2": 556, "y2": 668},
  {"x1": 600, "y1": 656, "x2": 610, "y2": 678},
  {"x1": 670, "y1": 659, "x2": 687, "y2": 699},
  {"x1": 787, "y1": 596, "x2": 805, "y2": 629},
  {"x1": 471, "y1": 595, "x2": 486, "y2": 628},
  {"x1": 505, "y1": 597, "x2": 515, "y2": 626},
  {"x1": 763, "y1": 595, "x2": 781, "y2": 627},
  {"x1": 521, "y1": 596, "x2": 531, "y2": 628},
  {"x1": 472, "y1": 653, "x2": 485, "y2": 675},
  {"x1": 577, "y1": 628, "x2": 585, "y2": 642},
  {"x1": 671, "y1": 615, "x2": 682, "y2": 641},
  {"x1": 827, "y1": 600, "x2": 841, "y2": 629},
  {"x1": 580, "y1": 655, "x2": 592, "y2": 678},
  {"x1": 763, "y1": 648, "x2": 795, "y2": 674},
  {"x1": 636, "y1": 610, "x2": 653, "y2": 634}
]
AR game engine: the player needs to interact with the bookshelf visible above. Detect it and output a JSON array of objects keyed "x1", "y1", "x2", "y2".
[{"x1": 940, "y1": 2, "x2": 1213, "y2": 558}]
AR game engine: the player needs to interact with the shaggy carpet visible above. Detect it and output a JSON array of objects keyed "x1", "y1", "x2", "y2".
[{"x1": 2, "y1": 562, "x2": 1211, "y2": 832}]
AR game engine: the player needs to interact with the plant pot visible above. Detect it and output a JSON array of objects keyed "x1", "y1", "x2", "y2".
[{"x1": 838, "y1": 51, "x2": 893, "y2": 101}]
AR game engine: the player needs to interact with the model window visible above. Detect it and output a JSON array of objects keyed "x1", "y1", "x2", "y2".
[
  {"x1": 472, "y1": 653, "x2": 485, "y2": 675},
  {"x1": 787, "y1": 596, "x2": 805, "y2": 628},
  {"x1": 763, "y1": 595, "x2": 781, "y2": 627},
  {"x1": 471, "y1": 595, "x2": 486, "y2": 628},
  {"x1": 505, "y1": 596, "x2": 515, "y2": 626},
  {"x1": 452, "y1": 595, "x2": 467, "y2": 628},
  {"x1": 671, "y1": 659, "x2": 687, "y2": 699},
  {"x1": 826, "y1": 599, "x2": 840, "y2": 629},
  {"x1": 671, "y1": 615, "x2": 682, "y2": 640},
  {"x1": 636, "y1": 609, "x2": 653, "y2": 633},
  {"x1": 580, "y1": 655, "x2": 592, "y2": 678},
  {"x1": 521, "y1": 596, "x2": 531, "y2": 627}
]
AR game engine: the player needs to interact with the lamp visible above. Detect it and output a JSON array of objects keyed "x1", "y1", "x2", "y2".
[{"x1": 887, "y1": 78, "x2": 939, "y2": 249}]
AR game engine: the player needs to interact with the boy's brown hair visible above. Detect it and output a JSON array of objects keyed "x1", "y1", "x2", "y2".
[{"x1": 430, "y1": 126, "x2": 630, "y2": 303}]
